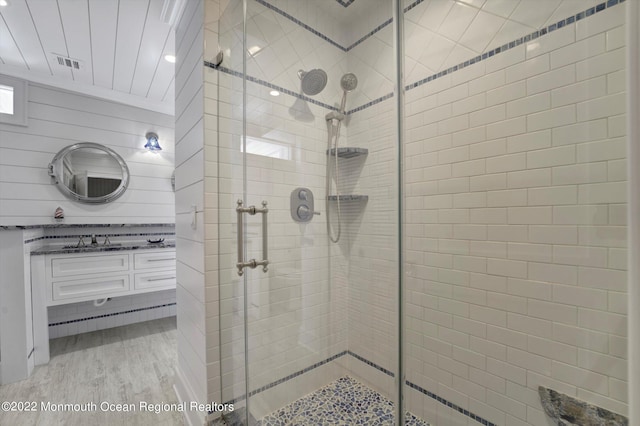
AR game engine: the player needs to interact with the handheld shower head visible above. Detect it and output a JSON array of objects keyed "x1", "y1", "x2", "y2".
[
  {"x1": 340, "y1": 73, "x2": 358, "y2": 92},
  {"x1": 298, "y1": 69, "x2": 328, "y2": 96},
  {"x1": 337, "y1": 72, "x2": 358, "y2": 113}
]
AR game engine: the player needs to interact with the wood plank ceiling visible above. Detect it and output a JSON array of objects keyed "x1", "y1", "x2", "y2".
[{"x1": 0, "y1": 0, "x2": 176, "y2": 114}]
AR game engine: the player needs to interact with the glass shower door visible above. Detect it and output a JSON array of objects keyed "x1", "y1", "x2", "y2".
[
  {"x1": 217, "y1": 1, "x2": 343, "y2": 423},
  {"x1": 217, "y1": 0, "x2": 403, "y2": 424}
]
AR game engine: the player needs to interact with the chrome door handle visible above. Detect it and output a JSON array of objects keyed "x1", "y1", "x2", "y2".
[{"x1": 236, "y1": 200, "x2": 269, "y2": 276}]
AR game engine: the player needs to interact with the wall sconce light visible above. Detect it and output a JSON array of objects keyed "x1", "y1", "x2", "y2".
[{"x1": 144, "y1": 132, "x2": 162, "y2": 151}]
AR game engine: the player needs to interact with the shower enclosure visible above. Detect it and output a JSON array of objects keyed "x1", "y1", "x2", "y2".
[
  {"x1": 215, "y1": 0, "x2": 402, "y2": 423},
  {"x1": 196, "y1": 0, "x2": 631, "y2": 424}
]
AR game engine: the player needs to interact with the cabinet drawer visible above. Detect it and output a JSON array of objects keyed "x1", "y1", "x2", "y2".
[
  {"x1": 52, "y1": 275, "x2": 130, "y2": 302},
  {"x1": 134, "y1": 251, "x2": 176, "y2": 270},
  {"x1": 134, "y1": 271, "x2": 176, "y2": 290},
  {"x1": 51, "y1": 254, "x2": 129, "y2": 277}
]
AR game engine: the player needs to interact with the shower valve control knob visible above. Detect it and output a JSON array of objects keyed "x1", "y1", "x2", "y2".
[
  {"x1": 291, "y1": 187, "x2": 318, "y2": 223},
  {"x1": 297, "y1": 205, "x2": 320, "y2": 221}
]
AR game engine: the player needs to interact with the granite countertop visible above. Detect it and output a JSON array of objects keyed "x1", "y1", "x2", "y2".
[
  {"x1": 539, "y1": 386, "x2": 628, "y2": 426},
  {"x1": 31, "y1": 241, "x2": 176, "y2": 256},
  {"x1": 2, "y1": 223, "x2": 175, "y2": 231}
]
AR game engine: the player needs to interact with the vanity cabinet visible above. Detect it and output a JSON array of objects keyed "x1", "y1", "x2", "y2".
[
  {"x1": 30, "y1": 247, "x2": 175, "y2": 365},
  {"x1": 40, "y1": 250, "x2": 175, "y2": 305}
]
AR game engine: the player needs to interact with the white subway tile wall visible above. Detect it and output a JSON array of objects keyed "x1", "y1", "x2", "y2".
[
  {"x1": 403, "y1": 2, "x2": 627, "y2": 425},
  {"x1": 345, "y1": 94, "x2": 399, "y2": 399},
  {"x1": 191, "y1": 0, "x2": 631, "y2": 425}
]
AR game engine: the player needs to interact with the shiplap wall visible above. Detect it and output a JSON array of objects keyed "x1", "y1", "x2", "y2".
[
  {"x1": 173, "y1": 0, "x2": 210, "y2": 425},
  {"x1": 0, "y1": 80, "x2": 175, "y2": 226}
]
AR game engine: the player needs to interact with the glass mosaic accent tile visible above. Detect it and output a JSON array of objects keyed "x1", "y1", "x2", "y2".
[{"x1": 259, "y1": 376, "x2": 429, "y2": 426}]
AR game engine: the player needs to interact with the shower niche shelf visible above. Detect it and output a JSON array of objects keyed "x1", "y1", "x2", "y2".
[
  {"x1": 326, "y1": 147, "x2": 368, "y2": 203},
  {"x1": 327, "y1": 195, "x2": 368, "y2": 202},
  {"x1": 326, "y1": 147, "x2": 368, "y2": 158}
]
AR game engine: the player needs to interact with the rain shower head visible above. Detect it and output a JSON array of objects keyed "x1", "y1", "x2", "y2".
[
  {"x1": 298, "y1": 69, "x2": 328, "y2": 96},
  {"x1": 340, "y1": 73, "x2": 358, "y2": 92}
]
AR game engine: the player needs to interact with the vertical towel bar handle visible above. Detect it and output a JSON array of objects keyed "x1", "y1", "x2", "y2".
[{"x1": 236, "y1": 200, "x2": 269, "y2": 276}]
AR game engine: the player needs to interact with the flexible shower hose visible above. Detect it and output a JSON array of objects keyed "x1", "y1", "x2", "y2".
[{"x1": 326, "y1": 117, "x2": 342, "y2": 243}]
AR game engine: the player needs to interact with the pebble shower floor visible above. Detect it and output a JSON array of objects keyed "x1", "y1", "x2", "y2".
[{"x1": 219, "y1": 376, "x2": 429, "y2": 425}]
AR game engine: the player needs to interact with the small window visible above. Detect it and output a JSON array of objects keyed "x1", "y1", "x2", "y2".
[
  {"x1": 242, "y1": 136, "x2": 291, "y2": 160},
  {"x1": 0, "y1": 75, "x2": 28, "y2": 126},
  {"x1": 0, "y1": 84, "x2": 14, "y2": 114}
]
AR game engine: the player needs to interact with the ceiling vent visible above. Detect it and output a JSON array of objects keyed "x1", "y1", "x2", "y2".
[
  {"x1": 52, "y1": 54, "x2": 83, "y2": 71},
  {"x1": 160, "y1": 0, "x2": 186, "y2": 27}
]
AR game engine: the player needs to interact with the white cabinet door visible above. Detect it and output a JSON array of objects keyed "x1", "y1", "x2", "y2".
[
  {"x1": 134, "y1": 271, "x2": 176, "y2": 290},
  {"x1": 51, "y1": 254, "x2": 129, "y2": 277},
  {"x1": 134, "y1": 251, "x2": 176, "y2": 270},
  {"x1": 52, "y1": 275, "x2": 130, "y2": 301}
]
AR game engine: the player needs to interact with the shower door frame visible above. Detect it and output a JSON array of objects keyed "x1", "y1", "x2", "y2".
[{"x1": 393, "y1": 1, "x2": 405, "y2": 425}]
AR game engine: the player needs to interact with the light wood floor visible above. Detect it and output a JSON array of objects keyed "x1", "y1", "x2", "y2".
[{"x1": 0, "y1": 317, "x2": 184, "y2": 426}]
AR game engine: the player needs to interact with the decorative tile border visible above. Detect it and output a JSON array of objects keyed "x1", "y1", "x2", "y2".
[
  {"x1": 346, "y1": 17, "x2": 392, "y2": 51},
  {"x1": 404, "y1": 0, "x2": 427, "y2": 13},
  {"x1": 260, "y1": 0, "x2": 623, "y2": 58},
  {"x1": 255, "y1": 0, "x2": 346, "y2": 52},
  {"x1": 257, "y1": 0, "x2": 387, "y2": 52},
  {"x1": 205, "y1": 62, "x2": 340, "y2": 112},
  {"x1": 406, "y1": 381, "x2": 497, "y2": 426},
  {"x1": 344, "y1": 352, "x2": 498, "y2": 425},
  {"x1": 219, "y1": 349, "x2": 495, "y2": 425},
  {"x1": 48, "y1": 302, "x2": 177, "y2": 327},
  {"x1": 405, "y1": 0, "x2": 624, "y2": 92},
  {"x1": 346, "y1": 92, "x2": 394, "y2": 115},
  {"x1": 347, "y1": 350, "x2": 395, "y2": 377},
  {"x1": 347, "y1": 352, "x2": 497, "y2": 424},
  {"x1": 223, "y1": 350, "x2": 349, "y2": 405},
  {"x1": 335, "y1": 0, "x2": 356, "y2": 7},
  {"x1": 260, "y1": 376, "x2": 430, "y2": 426},
  {"x1": 212, "y1": 0, "x2": 623, "y2": 117},
  {"x1": 205, "y1": 60, "x2": 393, "y2": 116}
]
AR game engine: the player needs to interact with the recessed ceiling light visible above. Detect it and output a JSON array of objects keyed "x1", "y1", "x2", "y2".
[
  {"x1": 0, "y1": 0, "x2": 9, "y2": 6},
  {"x1": 269, "y1": 90, "x2": 280, "y2": 97},
  {"x1": 164, "y1": 54, "x2": 176, "y2": 63}
]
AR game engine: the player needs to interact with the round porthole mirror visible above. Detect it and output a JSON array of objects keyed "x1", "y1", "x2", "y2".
[{"x1": 47, "y1": 143, "x2": 130, "y2": 204}]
